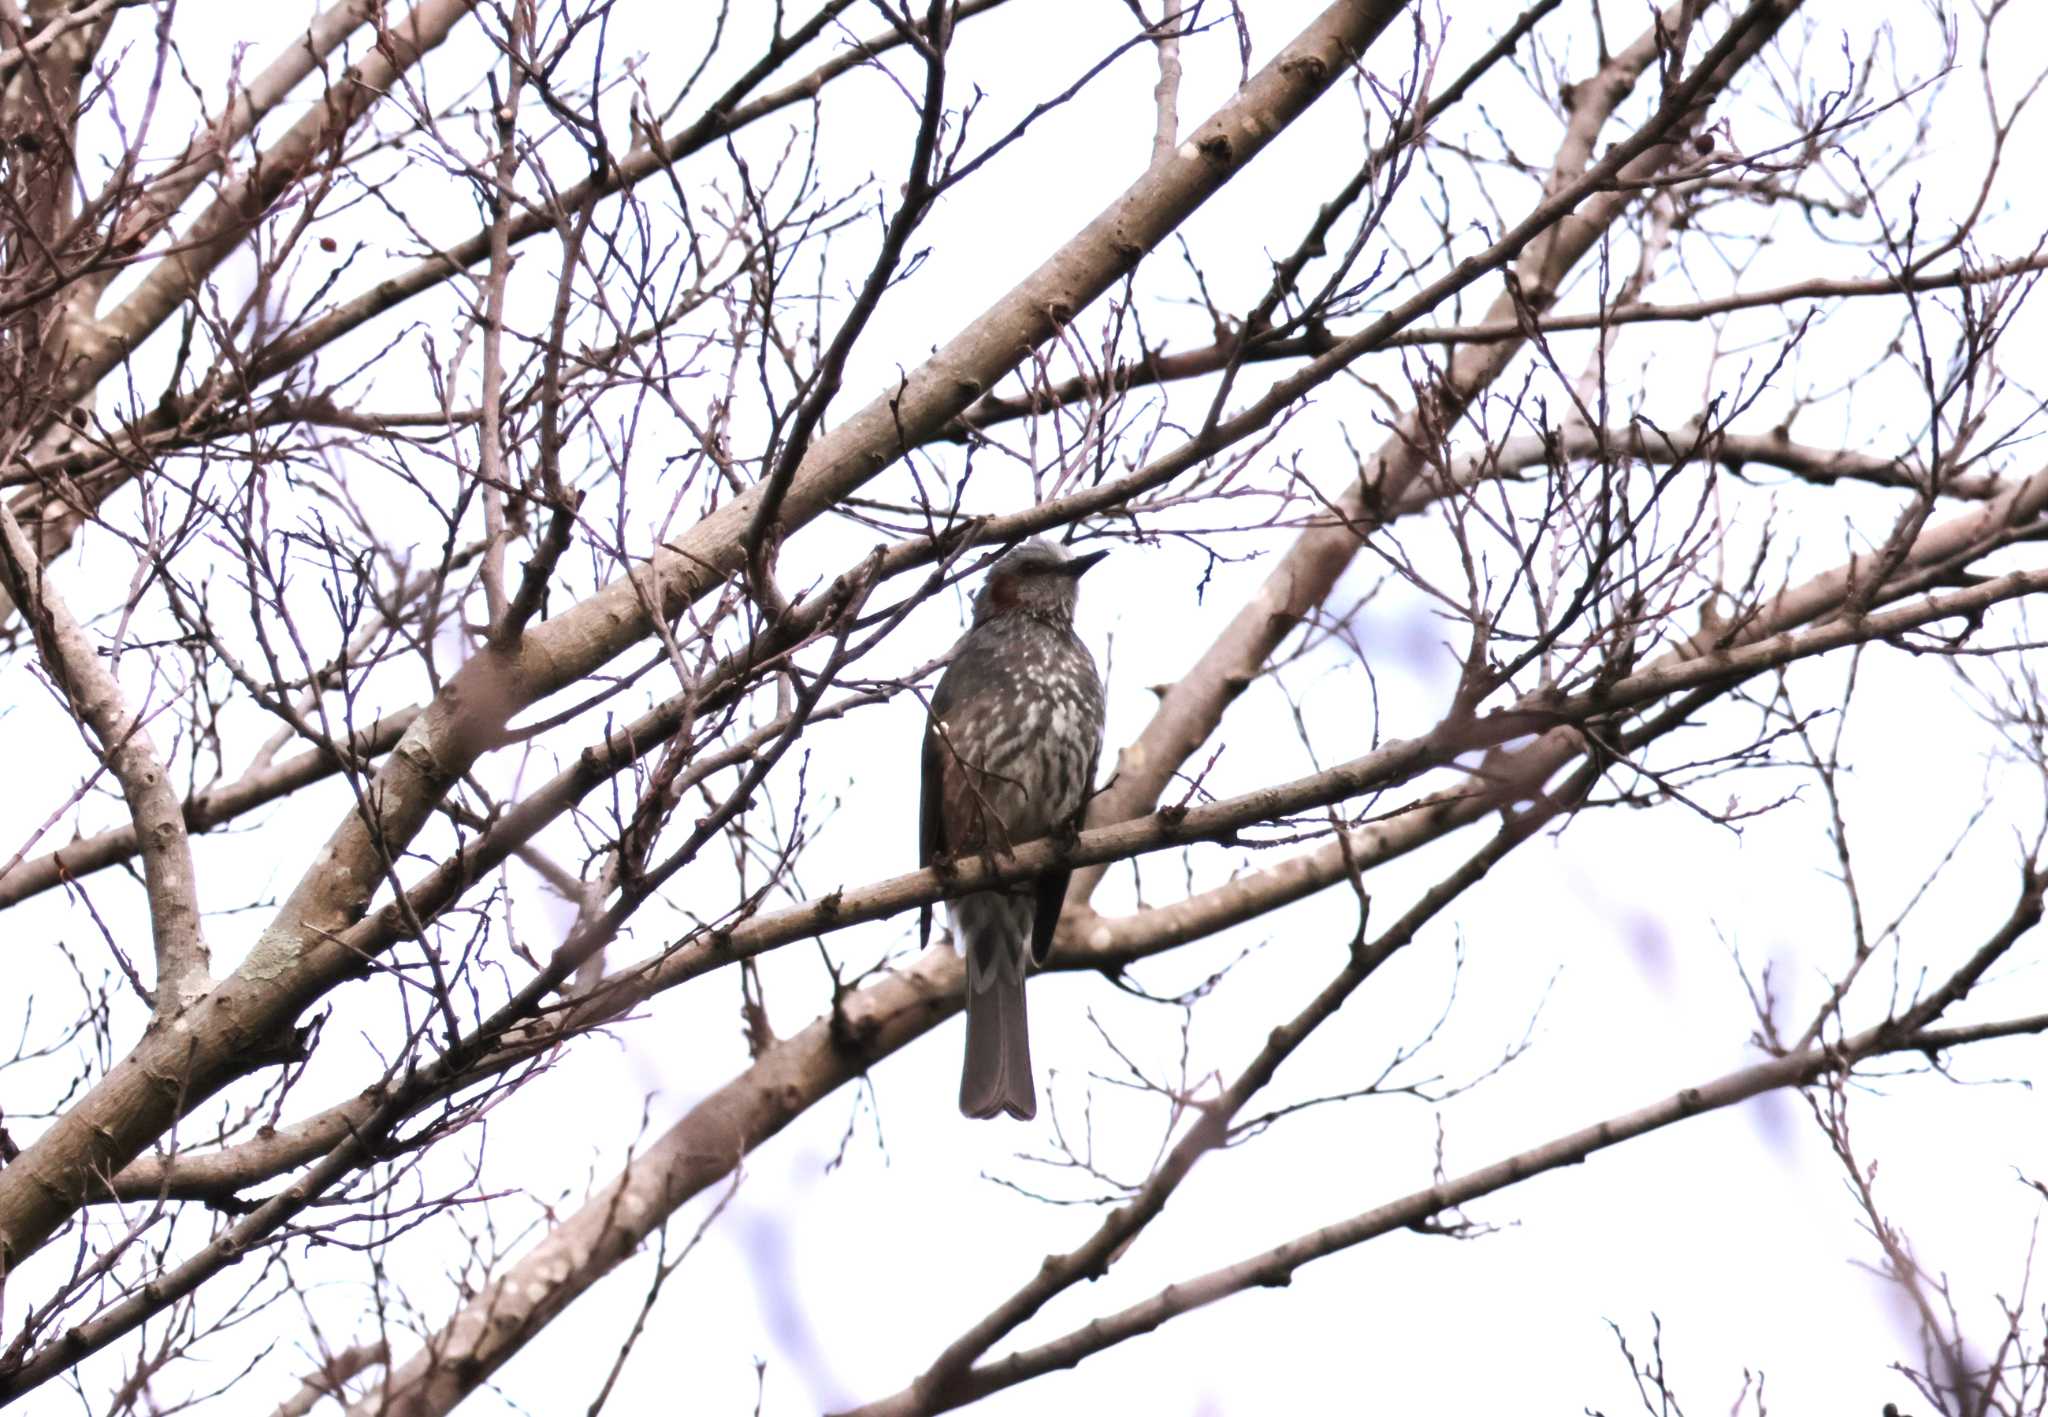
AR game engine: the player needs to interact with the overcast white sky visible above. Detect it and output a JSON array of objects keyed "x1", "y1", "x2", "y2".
[{"x1": 11, "y1": 2, "x2": 2048, "y2": 1413}]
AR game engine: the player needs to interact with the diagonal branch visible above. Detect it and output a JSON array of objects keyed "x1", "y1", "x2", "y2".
[
  {"x1": 941, "y1": 253, "x2": 2048, "y2": 440},
  {"x1": 66, "y1": 0, "x2": 480, "y2": 397},
  {"x1": 901, "y1": 763, "x2": 1591, "y2": 1405},
  {"x1": 844, "y1": 883, "x2": 2048, "y2": 1416},
  {"x1": 1069, "y1": 0, "x2": 1800, "y2": 906},
  {"x1": 0, "y1": 498, "x2": 207, "y2": 1012},
  {"x1": 94, "y1": 0, "x2": 386, "y2": 287},
  {"x1": 0, "y1": 705, "x2": 418, "y2": 912},
  {"x1": 100, "y1": 549, "x2": 2048, "y2": 1213},
  {"x1": 239, "y1": 0, "x2": 1009, "y2": 391},
  {"x1": 0, "y1": 0, "x2": 1418, "y2": 1280},
  {"x1": 859, "y1": 1004, "x2": 2048, "y2": 1414}
]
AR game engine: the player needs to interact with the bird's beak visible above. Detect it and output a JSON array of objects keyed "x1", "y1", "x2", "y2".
[{"x1": 1059, "y1": 549, "x2": 1109, "y2": 578}]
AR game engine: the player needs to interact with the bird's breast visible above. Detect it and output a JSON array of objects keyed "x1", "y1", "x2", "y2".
[{"x1": 936, "y1": 621, "x2": 1105, "y2": 834}]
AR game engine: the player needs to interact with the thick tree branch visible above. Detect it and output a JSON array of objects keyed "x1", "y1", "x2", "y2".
[
  {"x1": 106, "y1": 550, "x2": 2048, "y2": 1212},
  {"x1": 0, "y1": 705, "x2": 417, "y2": 911},
  {"x1": 0, "y1": 499, "x2": 207, "y2": 1011},
  {"x1": 0, "y1": 0, "x2": 1416, "y2": 1277},
  {"x1": 845, "y1": 967, "x2": 2048, "y2": 1414},
  {"x1": 95, "y1": 0, "x2": 384, "y2": 285},
  {"x1": 1070, "y1": 0, "x2": 1800, "y2": 906},
  {"x1": 906, "y1": 765, "x2": 1588, "y2": 1404},
  {"x1": 64, "y1": 0, "x2": 479, "y2": 397}
]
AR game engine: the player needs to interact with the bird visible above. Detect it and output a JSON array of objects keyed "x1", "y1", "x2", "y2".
[{"x1": 921, "y1": 538, "x2": 1108, "y2": 1120}]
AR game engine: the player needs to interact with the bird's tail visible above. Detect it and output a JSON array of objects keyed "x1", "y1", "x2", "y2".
[{"x1": 956, "y1": 892, "x2": 1036, "y2": 1120}]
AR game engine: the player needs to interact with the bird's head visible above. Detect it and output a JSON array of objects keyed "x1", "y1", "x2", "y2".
[{"x1": 970, "y1": 538, "x2": 1108, "y2": 626}]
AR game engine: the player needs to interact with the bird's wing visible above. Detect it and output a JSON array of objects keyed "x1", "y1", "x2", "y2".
[
  {"x1": 920, "y1": 702, "x2": 950, "y2": 949},
  {"x1": 1029, "y1": 869, "x2": 1069, "y2": 964},
  {"x1": 1030, "y1": 736, "x2": 1099, "y2": 964}
]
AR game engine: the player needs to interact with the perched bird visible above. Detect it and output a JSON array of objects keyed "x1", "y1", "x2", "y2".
[{"x1": 921, "y1": 539, "x2": 1108, "y2": 1120}]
